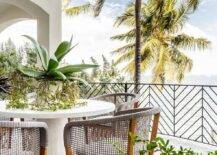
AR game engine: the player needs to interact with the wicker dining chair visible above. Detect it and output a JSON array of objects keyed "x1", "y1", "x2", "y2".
[
  {"x1": 91, "y1": 93, "x2": 139, "y2": 112},
  {"x1": 64, "y1": 107, "x2": 160, "y2": 155},
  {"x1": 0, "y1": 121, "x2": 48, "y2": 155}
]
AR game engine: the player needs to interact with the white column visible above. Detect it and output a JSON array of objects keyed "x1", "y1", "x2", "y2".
[
  {"x1": 33, "y1": 0, "x2": 62, "y2": 53},
  {"x1": 38, "y1": 118, "x2": 68, "y2": 155},
  {"x1": 37, "y1": 16, "x2": 49, "y2": 51},
  {"x1": 48, "y1": 0, "x2": 62, "y2": 53}
]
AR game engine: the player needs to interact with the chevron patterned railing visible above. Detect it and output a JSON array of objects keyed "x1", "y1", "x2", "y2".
[{"x1": 80, "y1": 83, "x2": 217, "y2": 146}]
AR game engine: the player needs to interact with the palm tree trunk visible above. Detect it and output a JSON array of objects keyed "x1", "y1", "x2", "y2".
[{"x1": 134, "y1": 0, "x2": 142, "y2": 95}]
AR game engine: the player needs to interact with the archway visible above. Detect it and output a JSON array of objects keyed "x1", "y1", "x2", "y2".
[{"x1": 0, "y1": 0, "x2": 62, "y2": 52}]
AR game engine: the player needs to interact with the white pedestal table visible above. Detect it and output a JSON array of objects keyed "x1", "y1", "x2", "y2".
[{"x1": 0, "y1": 100, "x2": 115, "y2": 155}]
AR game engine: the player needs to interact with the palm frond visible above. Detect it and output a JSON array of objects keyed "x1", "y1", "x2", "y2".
[
  {"x1": 114, "y1": 3, "x2": 135, "y2": 27},
  {"x1": 111, "y1": 43, "x2": 135, "y2": 54},
  {"x1": 187, "y1": 0, "x2": 200, "y2": 12},
  {"x1": 114, "y1": 50, "x2": 134, "y2": 65},
  {"x1": 171, "y1": 34, "x2": 211, "y2": 51},
  {"x1": 92, "y1": 0, "x2": 105, "y2": 17},
  {"x1": 64, "y1": 3, "x2": 91, "y2": 16},
  {"x1": 118, "y1": 44, "x2": 155, "y2": 73},
  {"x1": 167, "y1": 4, "x2": 189, "y2": 33},
  {"x1": 111, "y1": 29, "x2": 135, "y2": 42},
  {"x1": 115, "y1": 12, "x2": 135, "y2": 27},
  {"x1": 166, "y1": 47, "x2": 193, "y2": 82},
  {"x1": 152, "y1": 46, "x2": 169, "y2": 83}
]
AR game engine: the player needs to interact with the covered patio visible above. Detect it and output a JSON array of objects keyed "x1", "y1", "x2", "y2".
[{"x1": 0, "y1": 0, "x2": 216, "y2": 155}]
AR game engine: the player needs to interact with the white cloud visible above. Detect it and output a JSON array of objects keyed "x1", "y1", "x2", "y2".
[
  {"x1": 62, "y1": 13, "x2": 128, "y2": 64},
  {"x1": 181, "y1": 23, "x2": 217, "y2": 76}
]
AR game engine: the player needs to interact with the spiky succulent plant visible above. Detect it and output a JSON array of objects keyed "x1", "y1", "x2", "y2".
[{"x1": 18, "y1": 35, "x2": 98, "y2": 81}]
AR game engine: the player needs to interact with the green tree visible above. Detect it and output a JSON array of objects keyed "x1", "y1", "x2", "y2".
[
  {"x1": 0, "y1": 39, "x2": 21, "y2": 77},
  {"x1": 112, "y1": 0, "x2": 210, "y2": 84},
  {"x1": 81, "y1": 55, "x2": 126, "y2": 83},
  {"x1": 19, "y1": 42, "x2": 37, "y2": 67}
]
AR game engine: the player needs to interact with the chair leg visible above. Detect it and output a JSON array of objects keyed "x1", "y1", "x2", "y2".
[
  {"x1": 65, "y1": 146, "x2": 74, "y2": 155},
  {"x1": 127, "y1": 118, "x2": 136, "y2": 155},
  {"x1": 149, "y1": 113, "x2": 160, "y2": 155},
  {"x1": 40, "y1": 147, "x2": 47, "y2": 155}
]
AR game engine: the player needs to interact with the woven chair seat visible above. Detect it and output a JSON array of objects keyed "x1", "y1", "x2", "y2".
[
  {"x1": 64, "y1": 107, "x2": 161, "y2": 155},
  {"x1": 0, "y1": 121, "x2": 48, "y2": 155}
]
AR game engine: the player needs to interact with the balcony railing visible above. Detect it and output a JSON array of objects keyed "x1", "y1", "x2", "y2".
[{"x1": 80, "y1": 82, "x2": 217, "y2": 146}]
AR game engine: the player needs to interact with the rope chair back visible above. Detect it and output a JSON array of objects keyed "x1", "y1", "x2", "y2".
[
  {"x1": 64, "y1": 107, "x2": 160, "y2": 155},
  {"x1": 92, "y1": 93, "x2": 139, "y2": 111},
  {"x1": 0, "y1": 121, "x2": 48, "y2": 155}
]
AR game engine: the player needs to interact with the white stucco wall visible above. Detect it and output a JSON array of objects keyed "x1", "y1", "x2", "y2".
[{"x1": 0, "y1": 0, "x2": 62, "y2": 53}]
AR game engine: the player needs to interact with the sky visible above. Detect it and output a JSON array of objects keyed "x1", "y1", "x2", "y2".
[{"x1": 0, "y1": 0, "x2": 217, "y2": 77}]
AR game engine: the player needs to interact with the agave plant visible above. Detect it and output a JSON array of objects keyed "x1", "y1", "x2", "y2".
[{"x1": 18, "y1": 35, "x2": 98, "y2": 81}]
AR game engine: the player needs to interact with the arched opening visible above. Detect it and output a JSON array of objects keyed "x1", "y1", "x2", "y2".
[
  {"x1": 0, "y1": 0, "x2": 49, "y2": 50},
  {"x1": 0, "y1": 20, "x2": 37, "y2": 47}
]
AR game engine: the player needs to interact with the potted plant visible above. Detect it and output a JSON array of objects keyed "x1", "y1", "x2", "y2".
[{"x1": 7, "y1": 35, "x2": 98, "y2": 111}]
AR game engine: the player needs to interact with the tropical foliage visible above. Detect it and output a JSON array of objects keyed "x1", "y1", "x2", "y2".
[
  {"x1": 63, "y1": 0, "x2": 105, "y2": 17},
  {"x1": 19, "y1": 42, "x2": 38, "y2": 67},
  {"x1": 0, "y1": 39, "x2": 22, "y2": 99},
  {"x1": 114, "y1": 136, "x2": 217, "y2": 155},
  {"x1": 64, "y1": 0, "x2": 211, "y2": 84},
  {"x1": 80, "y1": 55, "x2": 127, "y2": 83},
  {"x1": 112, "y1": 0, "x2": 211, "y2": 83},
  {"x1": 0, "y1": 38, "x2": 95, "y2": 111},
  {"x1": 18, "y1": 35, "x2": 98, "y2": 81},
  {"x1": 0, "y1": 39, "x2": 21, "y2": 77}
]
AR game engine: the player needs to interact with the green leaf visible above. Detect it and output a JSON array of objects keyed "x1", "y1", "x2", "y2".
[
  {"x1": 47, "y1": 70, "x2": 67, "y2": 80},
  {"x1": 55, "y1": 36, "x2": 77, "y2": 62},
  {"x1": 64, "y1": 3, "x2": 91, "y2": 16},
  {"x1": 58, "y1": 64, "x2": 98, "y2": 75},
  {"x1": 147, "y1": 141, "x2": 157, "y2": 151},
  {"x1": 23, "y1": 35, "x2": 49, "y2": 70},
  {"x1": 18, "y1": 66, "x2": 45, "y2": 78},
  {"x1": 48, "y1": 55, "x2": 59, "y2": 71}
]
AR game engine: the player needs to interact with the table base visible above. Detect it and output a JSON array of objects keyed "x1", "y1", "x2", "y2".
[{"x1": 38, "y1": 118, "x2": 68, "y2": 155}]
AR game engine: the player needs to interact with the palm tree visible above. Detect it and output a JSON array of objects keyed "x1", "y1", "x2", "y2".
[
  {"x1": 134, "y1": 0, "x2": 142, "y2": 94},
  {"x1": 112, "y1": 0, "x2": 211, "y2": 84},
  {"x1": 64, "y1": 0, "x2": 143, "y2": 93}
]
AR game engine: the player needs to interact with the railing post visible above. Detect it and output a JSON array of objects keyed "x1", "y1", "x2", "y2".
[
  {"x1": 201, "y1": 86, "x2": 204, "y2": 143},
  {"x1": 148, "y1": 85, "x2": 151, "y2": 107},
  {"x1": 124, "y1": 83, "x2": 128, "y2": 93},
  {"x1": 125, "y1": 83, "x2": 128, "y2": 102},
  {"x1": 173, "y1": 85, "x2": 176, "y2": 136},
  {"x1": 102, "y1": 83, "x2": 106, "y2": 95}
]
